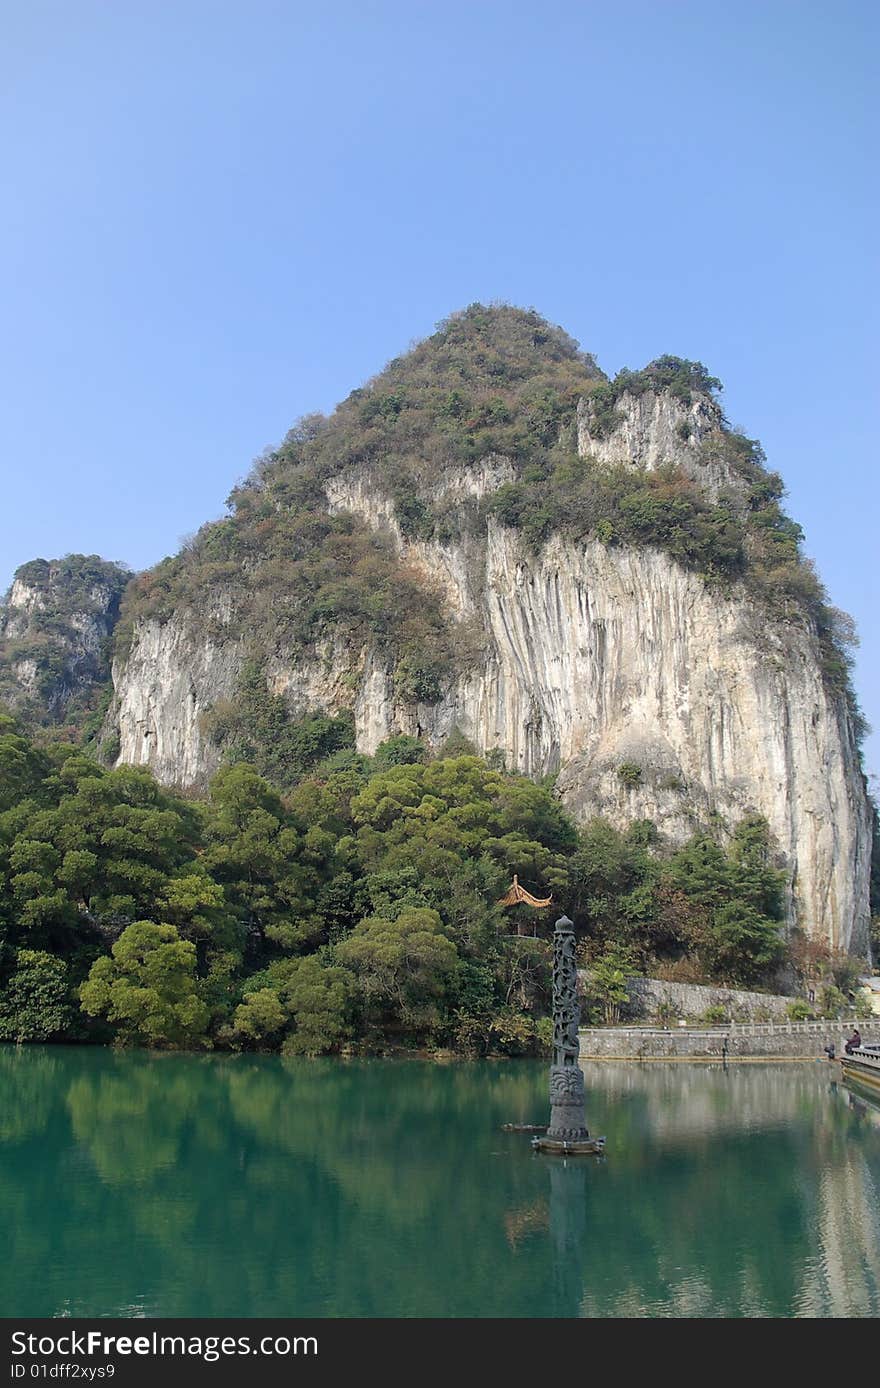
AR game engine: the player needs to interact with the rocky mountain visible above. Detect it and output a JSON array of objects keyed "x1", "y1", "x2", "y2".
[
  {"x1": 0, "y1": 555, "x2": 130, "y2": 736},
  {"x1": 3, "y1": 307, "x2": 872, "y2": 953}
]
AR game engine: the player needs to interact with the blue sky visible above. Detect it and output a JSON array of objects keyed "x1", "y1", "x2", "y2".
[{"x1": 2, "y1": 1, "x2": 877, "y2": 776}]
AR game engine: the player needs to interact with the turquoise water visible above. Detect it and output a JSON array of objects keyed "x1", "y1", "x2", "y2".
[{"x1": 2, "y1": 1045, "x2": 879, "y2": 1318}]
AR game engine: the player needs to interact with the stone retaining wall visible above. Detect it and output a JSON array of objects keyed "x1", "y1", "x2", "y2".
[
  {"x1": 632, "y1": 976, "x2": 792, "y2": 1021},
  {"x1": 607, "y1": 975, "x2": 793, "y2": 1023}
]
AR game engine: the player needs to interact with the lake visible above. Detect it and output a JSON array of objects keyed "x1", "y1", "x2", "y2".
[{"x1": 2, "y1": 1045, "x2": 878, "y2": 1318}]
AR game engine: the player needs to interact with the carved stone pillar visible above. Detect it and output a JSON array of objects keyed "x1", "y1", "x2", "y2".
[
  {"x1": 546, "y1": 914, "x2": 590, "y2": 1141},
  {"x1": 530, "y1": 915, "x2": 604, "y2": 1154}
]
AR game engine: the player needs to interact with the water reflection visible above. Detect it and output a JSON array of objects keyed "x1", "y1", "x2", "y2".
[
  {"x1": 1, "y1": 1047, "x2": 878, "y2": 1318},
  {"x1": 547, "y1": 1161, "x2": 590, "y2": 1316}
]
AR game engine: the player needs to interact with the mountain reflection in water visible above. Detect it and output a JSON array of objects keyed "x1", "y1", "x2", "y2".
[{"x1": 1, "y1": 1047, "x2": 877, "y2": 1318}]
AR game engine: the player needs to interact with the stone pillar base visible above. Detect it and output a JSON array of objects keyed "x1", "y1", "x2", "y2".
[
  {"x1": 546, "y1": 1064, "x2": 589, "y2": 1141},
  {"x1": 532, "y1": 1134, "x2": 606, "y2": 1155}
]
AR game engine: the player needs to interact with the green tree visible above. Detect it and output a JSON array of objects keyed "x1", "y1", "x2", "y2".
[
  {"x1": 350, "y1": 756, "x2": 573, "y2": 944},
  {"x1": 1, "y1": 752, "x2": 204, "y2": 951},
  {"x1": 336, "y1": 907, "x2": 459, "y2": 1041},
  {"x1": 0, "y1": 713, "x2": 51, "y2": 812},
  {"x1": 371, "y1": 735, "x2": 426, "y2": 770},
  {"x1": 230, "y1": 956, "x2": 353, "y2": 1054},
  {"x1": 786, "y1": 1000, "x2": 815, "y2": 1021},
  {"x1": 694, "y1": 901, "x2": 783, "y2": 985},
  {"x1": 817, "y1": 984, "x2": 847, "y2": 1020},
  {"x1": 230, "y1": 988, "x2": 287, "y2": 1048},
  {"x1": 664, "y1": 818, "x2": 785, "y2": 985},
  {"x1": 202, "y1": 763, "x2": 337, "y2": 952},
  {"x1": 584, "y1": 945, "x2": 636, "y2": 1024},
  {"x1": 277, "y1": 955, "x2": 354, "y2": 1055},
  {"x1": 487, "y1": 1008, "x2": 551, "y2": 1057},
  {"x1": 158, "y1": 871, "x2": 241, "y2": 964},
  {"x1": 567, "y1": 818, "x2": 659, "y2": 954},
  {"x1": 201, "y1": 659, "x2": 355, "y2": 788},
  {"x1": 0, "y1": 949, "x2": 72, "y2": 1041},
  {"x1": 79, "y1": 921, "x2": 210, "y2": 1048}
]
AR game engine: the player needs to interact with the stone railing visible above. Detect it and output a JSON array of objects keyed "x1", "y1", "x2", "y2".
[
  {"x1": 580, "y1": 1017, "x2": 877, "y2": 1039},
  {"x1": 578, "y1": 1017, "x2": 879, "y2": 1060}
]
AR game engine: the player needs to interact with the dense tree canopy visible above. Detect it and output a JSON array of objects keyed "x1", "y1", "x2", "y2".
[{"x1": 0, "y1": 708, "x2": 802, "y2": 1052}]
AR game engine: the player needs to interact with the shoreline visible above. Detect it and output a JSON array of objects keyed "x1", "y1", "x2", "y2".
[{"x1": 1, "y1": 1039, "x2": 863, "y2": 1066}]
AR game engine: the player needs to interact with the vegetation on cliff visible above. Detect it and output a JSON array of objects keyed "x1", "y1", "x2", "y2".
[
  {"x1": 115, "y1": 305, "x2": 602, "y2": 720},
  {"x1": 3, "y1": 308, "x2": 863, "y2": 770},
  {"x1": 0, "y1": 709, "x2": 803, "y2": 1053},
  {"x1": 199, "y1": 659, "x2": 357, "y2": 787},
  {"x1": 0, "y1": 555, "x2": 130, "y2": 739},
  {"x1": 584, "y1": 356, "x2": 722, "y2": 438},
  {"x1": 114, "y1": 304, "x2": 864, "y2": 744}
]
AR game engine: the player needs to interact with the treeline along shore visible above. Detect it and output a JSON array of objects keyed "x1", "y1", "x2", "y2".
[{"x1": 2, "y1": 710, "x2": 873, "y2": 1056}]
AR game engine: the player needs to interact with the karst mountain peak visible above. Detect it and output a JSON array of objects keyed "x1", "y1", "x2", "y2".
[{"x1": 0, "y1": 303, "x2": 872, "y2": 954}]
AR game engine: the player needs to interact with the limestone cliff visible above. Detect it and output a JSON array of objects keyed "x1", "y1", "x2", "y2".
[
  {"x1": 101, "y1": 309, "x2": 871, "y2": 952},
  {"x1": 0, "y1": 555, "x2": 130, "y2": 730},
  {"x1": 576, "y1": 386, "x2": 748, "y2": 503}
]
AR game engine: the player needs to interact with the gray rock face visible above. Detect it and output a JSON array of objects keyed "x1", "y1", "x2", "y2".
[
  {"x1": 3, "y1": 577, "x2": 49, "y2": 639},
  {"x1": 111, "y1": 610, "x2": 242, "y2": 787},
  {"x1": 108, "y1": 389, "x2": 872, "y2": 954},
  {"x1": 2, "y1": 576, "x2": 117, "y2": 657},
  {"x1": 0, "y1": 558, "x2": 129, "y2": 723},
  {"x1": 577, "y1": 388, "x2": 747, "y2": 502}
]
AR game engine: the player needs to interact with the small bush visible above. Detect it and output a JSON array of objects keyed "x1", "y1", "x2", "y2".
[
  {"x1": 659, "y1": 773, "x2": 684, "y2": 792},
  {"x1": 617, "y1": 762, "x2": 643, "y2": 789},
  {"x1": 786, "y1": 1000, "x2": 816, "y2": 1021},
  {"x1": 701, "y1": 1003, "x2": 728, "y2": 1025},
  {"x1": 488, "y1": 1009, "x2": 550, "y2": 1057}
]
